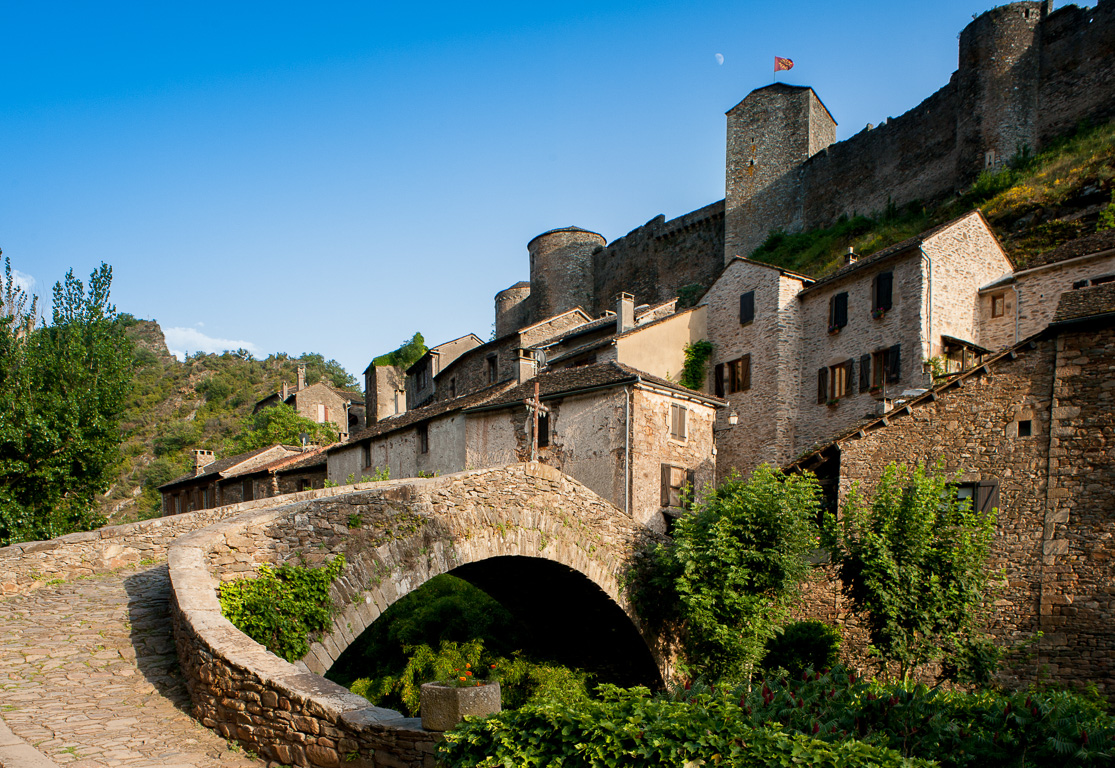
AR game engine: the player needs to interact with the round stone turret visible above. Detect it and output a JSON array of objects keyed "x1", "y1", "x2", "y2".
[
  {"x1": 494, "y1": 281, "x2": 532, "y2": 338},
  {"x1": 527, "y1": 227, "x2": 605, "y2": 323}
]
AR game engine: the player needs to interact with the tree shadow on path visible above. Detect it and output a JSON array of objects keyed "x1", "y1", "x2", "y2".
[{"x1": 122, "y1": 564, "x2": 196, "y2": 717}]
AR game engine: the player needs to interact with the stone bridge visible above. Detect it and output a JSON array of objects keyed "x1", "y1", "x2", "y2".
[{"x1": 168, "y1": 463, "x2": 665, "y2": 768}]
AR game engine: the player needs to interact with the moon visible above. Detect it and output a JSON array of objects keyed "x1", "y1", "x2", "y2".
[{"x1": 715, "y1": 53, "x2": 724, "y2": 65}]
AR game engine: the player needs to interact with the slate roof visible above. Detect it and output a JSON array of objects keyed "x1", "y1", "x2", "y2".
[
  {"x1": 1025, "y1": 229, "x2": 1115, "y2": 269},
  {"x1": 1052, "y1": 282, "x2": 1115, "y2": 325},
  {"x1": 466, "y1": 361, "x2": 724, "y2": 412},
  {"x1": 336, "y1": 380, "x2": 518, "y2": 447}
]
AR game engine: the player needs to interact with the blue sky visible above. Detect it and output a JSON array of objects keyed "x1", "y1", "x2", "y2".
[{"x1": 1, "y1": 1, "x2": 1087, "y2": 379}]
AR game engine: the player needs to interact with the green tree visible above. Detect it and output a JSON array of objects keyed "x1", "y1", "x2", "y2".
[
  {"x1": 0, "y1": 260, "x2": 134, "y2": 545},
  {"x1": 825, "y1": 462, "x2": 997, "y2": 682},
  {"x1": 630, "y1": 466, "x2": 821, "y2": 684},
  {"x1": 228, "y1": 402, "x2": 337, "y2": 453}
]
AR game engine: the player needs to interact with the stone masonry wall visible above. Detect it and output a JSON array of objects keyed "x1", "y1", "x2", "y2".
[
  {"x1": 590, "y1": 202, "x2": 725, "y2": 317},
  {"x1": 1039, "y1": 324, "x2": 1115, "y2": 694},
  {"x1": 168, "y1": 464, "x2": 655, "y2": 767},
  {"x1": 703, "y1": 260, "x2": 808, "y2": 477}
]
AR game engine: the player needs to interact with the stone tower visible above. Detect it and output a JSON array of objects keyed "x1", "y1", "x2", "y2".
[
  {"x1": 957, "y1": 1, "x2": 1052, "y2": 175},
  {"x1": 724, "y1": 84, "x2": 836, "y2": 264},
  {"x1": 526, "y1": 227, "x2": 605, "y2": 323},
  {"x1": 494, "y1": 281, "x2": 532, "y2": 338}
]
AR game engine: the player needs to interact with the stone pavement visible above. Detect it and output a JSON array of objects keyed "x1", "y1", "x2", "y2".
[{"x1": 0, "y1": 562, "x2": 265, "y2": 768}]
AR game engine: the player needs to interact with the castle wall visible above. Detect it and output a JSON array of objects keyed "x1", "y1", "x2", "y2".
[
  {"x1": 1035, "y1": 2, "x2": 1115, "y2": 144},
  {"x1": 590, "y1": 201, "x2": 725, "y2": 317}
]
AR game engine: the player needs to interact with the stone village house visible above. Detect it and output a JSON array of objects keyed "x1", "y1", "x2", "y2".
[
  {"x1": 254, "y1": 365, "x2": 366, "y2": 440},
  {"x1": 158, "y1": 445, "x2": 329, "y2": 514},
  {"x1": 327, "y1": 362, "x2": 720, "y2": 531},
  {"x1": 783, "y1": 281, "x2": 1115, "y2": 698}
]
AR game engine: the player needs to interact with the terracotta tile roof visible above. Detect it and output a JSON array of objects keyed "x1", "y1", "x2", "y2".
[
  {"x1": 1026, "y1": 229, "x2": 1115, "y2": 269},
  {"x1": 797, "y1": 210, "x2": 987, "y2": 295},
  {"x1": 270, "y1": 449, "x2": 329, "y2": 473},
  {"x1": 1052, "y1": 282, "x2": 1115, "y2": 325}
]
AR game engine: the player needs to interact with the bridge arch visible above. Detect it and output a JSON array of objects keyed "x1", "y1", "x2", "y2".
[{"x1": 169, "y1": 463, "x2": 666, "y2": 767}]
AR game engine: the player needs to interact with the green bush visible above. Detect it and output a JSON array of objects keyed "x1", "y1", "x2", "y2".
[
  {"x1": 219, "y1": 555, "x2": 346, "y2": 662},
  {"x1": 672, "y1": 666, "x2": 1115, "y2": 767},
  {"x1": 762, "y1": 620, "x2": 842, "y2": 677},
  {"x1": 439, "y1": 684, "x2": 930, "y2": 768}
]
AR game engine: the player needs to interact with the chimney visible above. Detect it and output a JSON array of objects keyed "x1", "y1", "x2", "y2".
[
  {"x1": 297, "y1": 365, "x2": 306, "y2": 391},
  {"x1": 616, "y1": 292, "x2": 635, "y2": 333},
  {"x1": 281, "y1": 382, "x2": 289, "y2": 400},
  {"x1": 845, "y1": 247, "x2": 858, "y2": 266},
  {"x1": 516, "y1": 348, "x2": 537, "y2": 384},
  {"x1": 193, "y1": 449, "x2": 215, "y2": 476}
]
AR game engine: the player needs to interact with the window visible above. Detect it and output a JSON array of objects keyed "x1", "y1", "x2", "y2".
[
  {"x1": 728, "y1": 355, "x2": 751, "y2": 393},
  {"x1": 416, "y1": 366, "x2": 429, "y2": 390},
  {"x1": 417, "y1": 423, "x2": 429, "y2": 454},
  {"x1": 242, "y1": 479, "x2": 253, "y2": 502},
  {"x1": 449, "y1": 377, "x2": 456, "y2": 398},
  {"x1": 829, "y1": 292, "x2": 849, "y2": 331},
  {"x1": 955, "y1": 479, "x2": 1000, "y2": 514},
  {"x1": 714, "y1": 363, "x2": 725, "y2": 397},
  {"x1": 871, "y1": 350, "x2": 888, "y2": 388},
  {"x1": 818, "y1": 359, "x2": 854, "y2": 403},
  {"x1": 1018, "y1": 419, "x2": 1033, "y2": 437},
  {"x1": 362, "y1": 443, "x2": 372, "y2": 468},
  {"x1": 317, "y1": 403, "x2": 326, "y2": 422},
  {"x1": 537, "y1": 412, "x2": 550, "y2": 447},
  {"x1": 739, "y1": 291, "x2": 755, "y2": 325},
  {"x1": 660, "y1": 464, "x2": 696, "y2": 508},
  {"x1": 872, "y1": 271, "x2": 893, "y2": 312},
  {"x1": 670, "y1": 403, "x2": 687, "y2": 440},
  {"x1": 299, "y1": 478, "x2": 312, "y2": 492},
  {"x1": 487, "y1": 355, "x2": 498, "y2": 384},
  {"x1": 991, "y1": 293, "x2": 1006, "y2": 318}
]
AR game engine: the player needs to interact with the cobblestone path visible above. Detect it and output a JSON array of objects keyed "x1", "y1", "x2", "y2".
[{"x1": 0, "y1": 563, "x2": 264, "y2": 768}]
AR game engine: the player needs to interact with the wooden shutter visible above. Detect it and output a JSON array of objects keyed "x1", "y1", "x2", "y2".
[
  {"x1": 817, "y1": 367, "x2": 828, "y2": 404},
  {"x1": 830, "y1": 292, "x2": 848, "y2": 329},
  {"x1": 859, "y1": 354, "x2": 871, "y2": 392},
  {"x1": 844, "y1": 359, "x2": 855, "y2": 395},
  {"x1": 886, "y1": 344, "x2": 901, "y2": 384},
  {"x1": 714, "y1": 363, "x2": 725, "y2": 397},
  {"x1": 741, "y1": 354, "x2": 751, "y2": 391},
  {"x1": 874, "y1": 271, "x2": 893, "y2": 311},
  {"x1": 661, "y1": 464, "x2": 671, "y2": 506},
  {"x1": 679, "y1": 406, "x2": 687, "y2": 439},
  {"x1": 976, "y1": 481, "x2": 1000, "y2": 514},
  {"x1": 739, "y1": 291, "x2": 755, "y2": 325}
]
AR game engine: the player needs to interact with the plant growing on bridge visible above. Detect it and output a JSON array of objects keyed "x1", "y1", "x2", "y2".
[
  {"x1": 628, "y1": 465, "x2": 821, "y2": 684},
  {"x1": 219, "y1": 554, "x2": 346, "y2": 662},
  {"x1": 824, "y1": 462, "x2": 998, "y2": 683}
]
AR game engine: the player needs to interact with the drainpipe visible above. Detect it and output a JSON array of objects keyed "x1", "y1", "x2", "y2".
[
  {"x1": 920, "y1": 250, "x2": 934, "y2": 366},
  {"x1": 1013, "y1": 284, "x2": 1021, "y2": 346},
  {"x1": 624, "y1": 385, "x2": 631, "y2": 517}
]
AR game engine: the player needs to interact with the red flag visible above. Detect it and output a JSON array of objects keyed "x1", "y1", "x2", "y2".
[{"x1": 774, "y1": 57, "x2": 794, "y2": 72}]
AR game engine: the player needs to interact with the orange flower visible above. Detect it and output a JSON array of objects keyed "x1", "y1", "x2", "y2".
[
  {"x1": 459, "y1": 676, "x2": 466, "y2": 682},
  {"x1": 466, "y1": 663, "x2": 471, "y2": 669},
  {"x1": 490, "y1": 664, "x2": 497, "y2": 669},
  {"x1": 466, "y1": 671, "x2": 472, "y2": 676}
]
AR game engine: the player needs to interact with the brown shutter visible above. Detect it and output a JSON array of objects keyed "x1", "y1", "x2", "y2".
[
  {"x1": 714, "y1": 363, "x2": 725, "y2": 397},
  {"x1": 875, "y1": 271, "x2": 893, "y2": 311},
  {"x1": 844, "y1": 359, "x2": 855, "y2": 395},
  {"x1": 817, "y1": 367, "x2": 828, "y2": 404},
  {"x1": 976, "y1": 481, "x2": 1000, "y2": 514},
  {"x1": 679, "y1": 406, "x2": 687, "y2": 439},
  {"x1": 661, "y1": 463, "x2": 671, "y2": 506},
  {"x1": 859, "y1": 354, "x2": 871, "y2": 392},
  {"x1": 741, "y1": 354, "x2": 751, "y2": 391},
  {"x1": 834, "y1": 292, "x2": 848, "y2": 328}
]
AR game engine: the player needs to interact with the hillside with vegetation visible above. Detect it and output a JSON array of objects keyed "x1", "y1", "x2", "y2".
[
  {"x1": 102, "y1": 320, "x2": 411, "y2": 524},
  {"x1": 750, "y1": 120, "x2": 1115, "y2": 277}
]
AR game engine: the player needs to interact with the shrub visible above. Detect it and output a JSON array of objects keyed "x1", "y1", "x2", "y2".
[
  {"x1": 219, "y1": 555, "x2": 346, "y2": 662},
  {"x1": 439, "y1": 684, "x2": 931, "y2": 768},
  {"x1": 762, "y1": 620, "x2": 842, "y2": 677}
]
